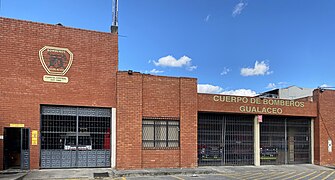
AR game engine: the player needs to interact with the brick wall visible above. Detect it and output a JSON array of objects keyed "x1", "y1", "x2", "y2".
[
  {"x1": 313, "y1": 89, "x2": 335, "y2": 165},
  {"x1": 116, "y1": 72, "x2": 143, "y2": 169},
  {"x1": 3, "y1": 17, "x2": 331, "y2": 170},
  {"x1": 116, "y1": 72, "x2": 197, "y2": 169},
  {"x1": 180, "y1": 78, "x2": 198, "y2": 168},
  {"x1": 143, "y1": 75, "x2": 180, "y2": 117},
  {"x1": 142, "y1": 150, "x2": 180, "y2": 168},
  {"x1": 0, "y1": 17, "x2": 118, "y2": 170}
]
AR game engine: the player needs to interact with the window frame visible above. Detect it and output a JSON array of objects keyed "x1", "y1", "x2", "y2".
[{"x1": 142, "y1": 118, "x2": 180, "y2": 149}]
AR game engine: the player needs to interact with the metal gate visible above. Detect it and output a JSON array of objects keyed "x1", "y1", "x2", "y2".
[
  {"x1": 40, "y1": 106, "x2": 111, "y2": 168},
  {"x1": 198, "y1": 113, "x2": 254, "y2": 166},
  {"x1": 21, "y1": 128, "x2": 30, "y2": 170},
  {"x1": 260, "y1": 116, "x2": 311, "y2": 165}
]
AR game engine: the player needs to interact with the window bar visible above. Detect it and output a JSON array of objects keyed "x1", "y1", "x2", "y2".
[
  {"x1": 153, "y1": 121, "x2": 156, "y2": 147},
  {"x1": 166, "y1": 121, "x2": 169, "y2": 147}
]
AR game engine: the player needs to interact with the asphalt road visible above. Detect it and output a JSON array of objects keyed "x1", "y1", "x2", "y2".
[
  {"x1": 119, "y1": 170, "x2": 335, "y2": 180},
  {"x1": 20, "y1": 164, "x2": 335, "y2": 180}
]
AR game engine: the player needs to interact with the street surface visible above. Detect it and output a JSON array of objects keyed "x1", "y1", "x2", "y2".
[
  {"x1": 118, "y1": 170, "x2": 335, "y2": 180},
  {"x1": 21, "y1": 164, "x2": 335, "y2": 180}
]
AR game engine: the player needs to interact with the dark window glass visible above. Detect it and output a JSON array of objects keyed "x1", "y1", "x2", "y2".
[{"x1": 142, "y1": 119, "x2": 179, "y2": 148}]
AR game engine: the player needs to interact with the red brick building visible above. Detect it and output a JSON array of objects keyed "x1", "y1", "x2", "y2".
[{"x1": 0, "y1": 17, "x2": 334, "y2": 170}]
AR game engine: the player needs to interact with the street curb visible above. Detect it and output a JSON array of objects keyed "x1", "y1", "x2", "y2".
[
  {"x1": 111, "y1": 168, "x2": 218, "y2": 177},
  {"x1": 14, "y1": 172, "x2": 28, "y2": 180},
  {"x1": 324, "y1": 166, "x2": 335, "y2": 170},
  {"x1": 0, "y1": 171, "x2": 28, "y2": 180}
]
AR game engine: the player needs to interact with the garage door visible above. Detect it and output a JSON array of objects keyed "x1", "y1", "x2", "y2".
[
  {"x1": 260, "y1": 116, "x2": 311, "y2": 165},
  {"x1": 198, "y1": 113, "x2": 254, "y2": 166},
  {"x1": 40, "y1": 106, "x2": 111, "y2": 168}
]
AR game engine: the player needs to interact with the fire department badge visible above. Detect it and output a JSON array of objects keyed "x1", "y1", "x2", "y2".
[{"x1": 39, "y1": 46, "x2": 73, "y2": 83}]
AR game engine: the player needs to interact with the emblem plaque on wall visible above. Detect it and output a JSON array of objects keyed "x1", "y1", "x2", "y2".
[{"x1": 39, "y1": 46, "x2": 73, "y2": 83}]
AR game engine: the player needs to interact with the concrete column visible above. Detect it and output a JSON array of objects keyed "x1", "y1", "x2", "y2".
[
  {"x1": 311, "y1": 118, "x2": 314, "y2": 164},
  {"x1": 111, "y1": 108, "x2": 116, "y2": 168},
  {"x1": 254, "y1": 115, "x2": 260, "y2": 166}
]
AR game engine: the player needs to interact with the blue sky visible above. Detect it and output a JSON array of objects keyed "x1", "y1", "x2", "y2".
[{"x1": 1, "y1": 0, "x2": 335, "y2": 96}]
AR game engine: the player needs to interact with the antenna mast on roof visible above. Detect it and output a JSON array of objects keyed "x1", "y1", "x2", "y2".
[{"x1": 111, "y1": 0, "x2": 118, "y2": 34}]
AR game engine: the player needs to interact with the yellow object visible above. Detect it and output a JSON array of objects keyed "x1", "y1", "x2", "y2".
[
  {"x1": 32, "y1": 130, "x2": 38, "y2": 145},
  {"x1": 10, "y1": 124, "x2": 25, "y2": 127}
]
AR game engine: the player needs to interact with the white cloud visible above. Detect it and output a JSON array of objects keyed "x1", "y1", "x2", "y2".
[
  {"x1": 232, "y1": 2, "x2": 247, "y2": 17},
  {"x1": 153, "y1": 55, "x2": 197, "y2": 71},
  {"x1": 240, "y1": 61, "x2": 272, "y2": 76},
  {"x1": 266, "y1": 83, "x2": 276, "y2": 89},
  {"x1": 197, "y1": 84, "x2": 257, "y2": 96},
  {"x1": 320, "y1": 84, "x2": 331, "y2": 88},
  {"x1": 197, "y1": 84, "x2": 223, "y2": 94},
  {"x1": 220, "y1": 89, "x2": 257, "y2": 96},
  {"x1": 145, "y1": 69, "x2": 164, "y2": 74},
  {"x1": 278, "y1": 82, "x2": 288, "y2": 85},
  {"x1": 187, "y1": 65, "x2": 197, "y2": 71},
  {"x1": 154, "y1": 55, "x2": 190, "y2": 67},
  {"x1": 220, "y1": 67, "x2": 231, "y2": 75},
  {"x1": 204, "y1": 14, "x2": 211, "y2": 22},
  {"x1": 266, "y1": 82, "x2": 289, "y2": 89}
]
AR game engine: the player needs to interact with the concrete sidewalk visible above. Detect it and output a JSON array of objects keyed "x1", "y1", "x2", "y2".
[
  {"x1": 24, "y1": 168, "x2": 111, "y2": 180},
  {"x1": 18, "y1": 164, "x2": 335, "y2": 180},
  {"x1": 22, "y1": 167, "x2": 216, "y2": 179},
  {"x1": 112, "y1": 167, "x2": 216, "y2": 177},
  {"x1": 0, "y1": 169, "x2": 28, "y2": 180}
]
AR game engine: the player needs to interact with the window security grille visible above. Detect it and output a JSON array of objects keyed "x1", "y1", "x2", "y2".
[{"x1": 142, "y1": 118, "x2": 179, "y2": 148}]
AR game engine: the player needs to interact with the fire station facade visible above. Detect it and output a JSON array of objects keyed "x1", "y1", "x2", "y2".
[{"x1": 1, "y1": 17, "x2": 335, "y2": 170}]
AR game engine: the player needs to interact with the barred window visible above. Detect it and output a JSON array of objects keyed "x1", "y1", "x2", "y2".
[{"x1": 142, "y1": 119, "x2": 180, "y2": 148}]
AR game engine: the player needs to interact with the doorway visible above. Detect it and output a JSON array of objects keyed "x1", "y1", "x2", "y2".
[
  {"x1": 260, "y1": 116, "x2": 311, "y2": 165},
  {"x1": 198, "y1": 113, "x2": 254, "y2": 166},
  {"x1": 40, "y1": 106, "x2": 111, "y2": 168},
  {"x1": 3, "y1": 127, "x2": 30, "y2": 170}
]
